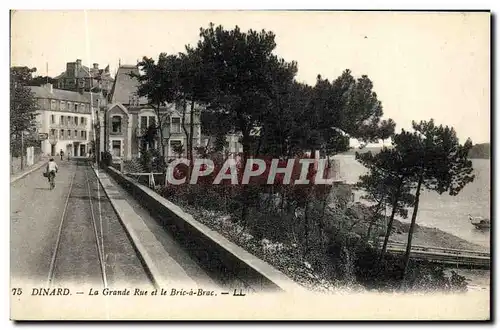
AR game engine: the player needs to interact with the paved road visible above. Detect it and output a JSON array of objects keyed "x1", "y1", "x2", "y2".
[{"x1": 10, "y1": 159, "x2": 153, "y2": 289}]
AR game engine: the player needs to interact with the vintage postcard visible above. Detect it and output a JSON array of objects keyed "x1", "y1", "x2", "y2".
[{"x1": 9, "y1": 10, "x2": 491, "y2": 320}]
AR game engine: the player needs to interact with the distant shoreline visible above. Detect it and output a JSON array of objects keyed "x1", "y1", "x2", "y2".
[
  {"x1": 390, "y1": 217, "x2": 489, "y2": 253},
  {"x1": 349, "y1": 200, "x2": 489, "y2": 253},
  {"x1": 339, "y1": 143, "x2": 490, "y2": 159}
]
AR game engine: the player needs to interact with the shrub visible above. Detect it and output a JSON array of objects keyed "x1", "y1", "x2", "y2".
[{"x1": 101, "y1": 151, "x2": 112, "y2": 167}]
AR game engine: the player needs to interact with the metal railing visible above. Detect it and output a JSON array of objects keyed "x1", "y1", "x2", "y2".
[{"x1": 381, "y1": 241, "x2": 490, "y2": 258}]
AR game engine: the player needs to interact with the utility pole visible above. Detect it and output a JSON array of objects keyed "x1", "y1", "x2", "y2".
[{"x1": 20, "y1": 131, "x2": 24, "y2": 170}]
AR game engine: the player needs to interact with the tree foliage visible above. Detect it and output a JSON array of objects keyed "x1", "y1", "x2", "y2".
[
  {"x1": 10, "y1": 66, "x2": 39, "y2": 155},
  {"x1": 394, "y1": 120, "x2": 475, "y2": 281},
  {"x1": 133, "y1": 54, "x2": 182, "y2": 166},
  {"x1": 355, "y1": 148, "x2": 415, "y2": 256},
  {"x1": 128, "y1": 23, "x2": 479, "y2": 292},
  {"x1": 29, "y1": 75, "x2": 57, "y2": 86}
]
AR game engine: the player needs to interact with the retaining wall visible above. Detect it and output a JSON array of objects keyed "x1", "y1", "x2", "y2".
[{"x1": 106, "y1": 166, "x2": 302, "y2": 293}]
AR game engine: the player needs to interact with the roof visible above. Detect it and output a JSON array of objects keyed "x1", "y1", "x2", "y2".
[
  {"x1": 110, "y1": 65, "x2": 148, "y2": 105},
  {"x1": 29, "y1": 85, "x2": 99, "y2": 105},
  {"x1": 55, "y1": 64, "x2": 113, "y2": 81}
]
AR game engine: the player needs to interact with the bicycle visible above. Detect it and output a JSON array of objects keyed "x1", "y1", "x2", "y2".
[{"x1": 48, "y1": 171, "x2": 56, "y2": 190}]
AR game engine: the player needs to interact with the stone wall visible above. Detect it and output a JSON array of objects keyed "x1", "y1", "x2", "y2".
[{"x1": 10, "y1": 148, "x2": 42, "y2": 175}]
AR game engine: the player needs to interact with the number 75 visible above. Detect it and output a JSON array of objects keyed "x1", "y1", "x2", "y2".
[{"x1": 11, "y1": 288, "x2": 22, "y2": 295}]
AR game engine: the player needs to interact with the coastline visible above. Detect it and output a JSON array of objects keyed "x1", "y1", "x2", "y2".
[
  {"x1": 388, "y1": 215, "x2": 490, "y2": 291},
  {"x1": 389, "y1": 218, "x2": 489, "y2": 253},
  {"x1": 157, "y1": 189, "x2": 490, "y2": 292}
]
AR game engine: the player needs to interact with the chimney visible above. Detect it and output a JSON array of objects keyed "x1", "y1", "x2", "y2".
[
  {"x1": 76, "y1": 59, "x2": 82, "y2": 69},
  {"x1": 93, "y1": 63, "x2": 99, "y2": 70}
]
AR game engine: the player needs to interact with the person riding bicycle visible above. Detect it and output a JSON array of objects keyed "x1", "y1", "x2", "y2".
[{"x1": 46, "y1": 158, "x2": 59, "y2": 188}]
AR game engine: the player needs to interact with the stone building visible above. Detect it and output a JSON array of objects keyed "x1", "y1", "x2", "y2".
[
  {"x1": 54, "y1": 59, "x2": 114, "y2": 96},
  {"x1": 103, "y1": 65, "x2": 201, "y2": 162},
  {"x1": 29, "y1": 83, "x2": 98, "y2": 157}
]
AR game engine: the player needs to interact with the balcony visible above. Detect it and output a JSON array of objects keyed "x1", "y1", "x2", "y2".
[{"x1": 50, "y1": 122, "x2": 88, "y2": 129}]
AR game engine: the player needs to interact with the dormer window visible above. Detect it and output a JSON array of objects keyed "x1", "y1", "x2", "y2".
[
  {"x1": 112, "y1": 116, "x2": 122, "y2": 133},
  {"x1": 171, "y1": 117, "x2": 181, "y2": 133}
]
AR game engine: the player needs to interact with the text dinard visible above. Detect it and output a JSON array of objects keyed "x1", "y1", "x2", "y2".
[{"x1": 29, "y1": 288, "x2": 218, "y2": 296}]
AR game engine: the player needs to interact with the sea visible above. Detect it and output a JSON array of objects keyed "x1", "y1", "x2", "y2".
[{"x1": 332, "y1": 155, "x2": 491, "y2": 249}]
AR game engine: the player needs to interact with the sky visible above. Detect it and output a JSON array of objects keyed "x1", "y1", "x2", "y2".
[{"x1": 10, "y1": 10, "x2": 491, "y2": 145}]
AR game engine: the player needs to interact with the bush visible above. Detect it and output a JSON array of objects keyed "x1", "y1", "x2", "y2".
[
  {"x1": 353, "y1": 245, "x2": 469, "y2": 292},
  {"x1": 123, "y1": 158, "x2": 145, "y2": 174},
  {"x1": 101, "y1": 151, "x2": 112, "y2": 167}
]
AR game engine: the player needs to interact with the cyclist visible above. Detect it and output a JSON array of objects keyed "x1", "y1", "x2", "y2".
[{"x1": 45, "y1": 158, "x2": 59, "y2": 189}]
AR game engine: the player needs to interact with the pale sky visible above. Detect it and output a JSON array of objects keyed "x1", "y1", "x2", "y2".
[{"x1": 10, "y1": 10, "x2": 491, "y2": 144}]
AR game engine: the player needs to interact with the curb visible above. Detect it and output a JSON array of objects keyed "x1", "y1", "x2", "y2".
[
  {"x1": 10, "y1": 160, "x2": 48, "y2": 184},
  {"x1": 91, "y1": 167, "x2": 192, "y2": 289}
]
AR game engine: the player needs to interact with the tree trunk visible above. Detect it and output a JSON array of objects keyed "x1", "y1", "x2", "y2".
[
  {"x1": 180, "y1": 99, "x2": 191, "y2": 181},
  {"x1": 379, "y1": 182, "x2": 402, "y2": 262},
  {"x1": 155, "y1": 103, "x2": 166, "y2": 168},
  {"x1": 181, "y1": 99, "x2": 189, "y2": 158},
  {"x1": 203, "y1": 136, "x2": 212, "y2": 157},
  {"x1": 402, "y1": 173, "x2": 424, "y2": 281},
  {"x1": 20, "y1": 132, "x2": 24, "y2": 170},
  {"x1": 240, "y1": 133, "x2": 251, "y2": 226},
  {"x1": 304, "y1": 200, "x2": 310, "y2": 257},
  {"x1": 318, "y1": 185, "x2": 332, "y2": 249},
  {"x1": 189, "y1": 99, "x2": 195, "y2": 162},
  {"x1": 366, "y1": 199, "x2": 384, "y2": 243},
  {"x1": 280, "y1": 187, "x2": 286, "y2": 212},
  {"x1": 318, "y1": 157, "x2": 332, "y2": 247}
]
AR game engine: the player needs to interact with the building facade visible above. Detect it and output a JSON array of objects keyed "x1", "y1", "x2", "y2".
[
  {"x1": 29, "y1": 83, "x2": 98, "y2": 157},
  {"x1": 104, "y1": 65, "x2": 201, "y2": 162},
  {"x1": 54, "y1": 59, "x2": 114, "y2": 96}
]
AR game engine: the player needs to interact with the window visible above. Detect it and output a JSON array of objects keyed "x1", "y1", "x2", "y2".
[
  {"x1": 74, "y1": 103, "x2": 78, "y2": 111},
  {"x1": 60, "y1": 101, "x2": 66, "y2": 110},
  {"x1": 50, "y1": 100, "x2": 56, "y2": 110},
  {"x1": 149, "y1": 116, "x2": 156, "y2": 128},
  {"x1": 112, "y1": 140, "x2": 121, "y2": 157},
  {"x1": 170, "y1": 140, "x2": 183, "y2": 156},
  {"x1": 67, "y1": 102, "x2": 72, "y2": 110},
  {"x1": 81, "y1": 131, "x2": 85, "y2": 139},
  {"x1": 111, "y1": 116, "x2": 122, "y2": 133},
  {"x1": 67, "y1": 116, "x2": 71, "y2": 125},
  {"x1": 74, "y1": 130, "x2": 78, "y2": 138},
  {"x1": 50, "y1": 129, "x2": 56, "y2": 136},
  {"x1": 60, "y1": 130, "x2": 64, "y2": 139},
  {"x1": 50, "y1": 115, "x2": 55, "y2": 124},
  {"x1": 67, "y1": 130, "x2": 71, "y2": 138},
  {"x1": 140, "y1": 116, "x2": 148, "y2": 129},
  {"x1": 74, "y1": 117, "x2": 78, "y2": 125},
  {"x1": 60, "y1": 116, "x2": 65, "y2": 125},
  {"x1": 171, "y1": 117, "x2": 181, "y2": 133},
  {"x1": 80, "y1": 117, "x2": 84, "y2": 125}
]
